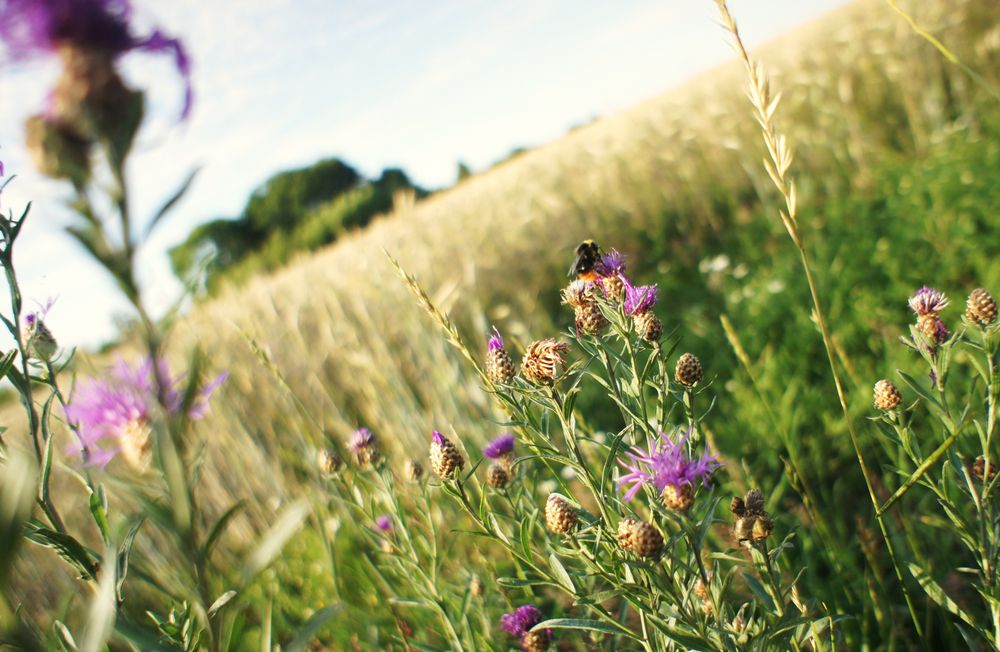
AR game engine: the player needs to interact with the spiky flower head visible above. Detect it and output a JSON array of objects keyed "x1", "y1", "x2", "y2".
[
  {"x1": 674, "y1": 353, "x2": 703, "y2": 386},
  {"x1": 594, "y1": 249, "x2": 627, "y2": 277},
  {"x1": 404, "y1": 459, "x2": 424, "y2": 482},
  {"x1": 628, "y1": 520, "x2": 664, "y2": 558},
  {"x1": 633, "y1": 310, "x2": 662, "y2": 343},
  {"x1": 486, "y1": 462, "x2": 510, "y2": 489},
  {"x1": 374, "y1": 515, "x2": 393, "y2": 533},
  {"x1": 317, "y1": 449, "x2": 342, "y2": 475},
  {"x1": 63, "y1": 357, "x2": 226, "y2": 470},
  {"x1": 916, "y1": 313, "x2": 949, "y2": 344},
  {"x1": 873, "y1": 380, "x2": 901, "y2": 411},
  {"x1": 23, "y1": 301, "x2": 58, "y2": 361},
  {"x1": 429, "y1": 430, "x2": 464, "y2": 479},
  {"x1": 545, "y1": 494, "x2": 577, "y2": 534},
  {"x1": 484, "y1": 432, "x2": 515, "y2": 460},
  {"x1": 561, "y1": 279, "x2": 598, "y2": 310},
  {"x1": 486, "y1": 327, "x2": 516, "y2": 384},
  {"x1": 349, "y1": 427, "x2": 379, "y2": 465},
  {"x1": 966, "y1": 288, "x2": 998, "y2": 327},
  {"x1": 623, "y1": 278, "x2": 659, "y2": 316},
  {"x1": 500, "y1": 605, "x2": 551, "y2": 651},
  {"x1": 521, "y1": 338, "x2": 570, "y2": 385},
  {"x1": 617, "y1": 428, "x2": 721, "y2": 502},
  {"x1": 908, "y1": 286, "x2": 949, "y2": 317}
]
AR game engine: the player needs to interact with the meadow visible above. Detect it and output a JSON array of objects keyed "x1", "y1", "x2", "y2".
[{"x1": 4, "y1": 0, "x2": 1000, "y2": 649}]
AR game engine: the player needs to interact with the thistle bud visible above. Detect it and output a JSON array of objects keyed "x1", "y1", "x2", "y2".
[
  {"x1": 544, "y1": 494, "x2": 577, "y2": 534},
  {"x1": 520, "y1": 630, "x2": 551, "y2": 652},
  {"x1": 486, "y1": 328, "x2": 516, "y2": 384},
  {"x1": 317, "y1": 449, "x2": 343, "y2": 475},
  {"x1": 349, "y1": 428, "x2": 380, "y2": 466},
  {"x1": 429, "y1": 431, "x2": 464, "y2": 479},
  {"x1": 23, "y1": 313, "x2": 58, "y2": 361},
  {"x1": 675, "y1": 353, "x2": 703, "y2": 387},
  {"x1": 916, "y1": 313, "x2": 948, "y2": 344},
  {"x1": 873, "y1": 380, "x2": 902, "y2": 411},
  {"x1": 966, "y1": 288, "x2": 998, "y2": 327},
  {"x1": 616, "y1": 517, "x2": 639, "y2": 552},
  {"x1": 574, "y1": 302, "x2": 608, "y2": 336},
  {"x1": 663, "y1": 483, "x2": 694, "y2": 512},
  {"x1": 633, "y1": 310, "x2": 662, "y2": 343},
  {"x1": 629, "y1": 520, "x2": 664, "y2": 558},
  {"x1": 404, "y1": 459, "x2": 424, "y2": 482},
  {"x1": 486, "y1": 462, "x2": 510, "y2": 489}
]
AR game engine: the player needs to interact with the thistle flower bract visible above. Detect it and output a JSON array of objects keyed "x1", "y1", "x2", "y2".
[
  {"x1": 317, "y1": 449, "x2": 342, "y2": 475},
  {"x1": 873, "y1": 379, "x2": 901, "y2": 411},
  {"x1": 966, "y1": 288, "x2": 998, "y2": 327},
  {"x1": 617, "y1": 429, "x2": 720, "y2": 503},
  {"x1": 908, "y1": 286, "x2": 949, "y2": 317},
  {"x1": 675, "y1": 353, "x2": 703, "y2": 387},
  {"x1": 486, "y1": 462, "x2": 510, "y2": 489},
  {"x1": 521, "y1": 338, "x2": 570, "y2": 385},
  {"x1": 63, "y1": 357, "x2": 226, "y2": 470},
  {"x1": 544, "y1": 494, "x2": 577, "y2": 534},
  {"x1": 429, "y1": 430, "x2": 464, "y2": 479},
  {"x1": 485, "y1": 327, "x2": 515, "y2": 384}
]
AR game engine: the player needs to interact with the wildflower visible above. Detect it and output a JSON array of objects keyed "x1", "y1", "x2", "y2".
[
  {"x1": 520, "y1": 338, "x2": 570, "y2": 385},
  {"x1": 485, "y1": 327, "x2": 515, "y2": 384},
  {"x1": 562, "y1": 280, "x2": 607, "y2": 336},
  {"x1": 617, "y1": 429, "x2": 720, "y2": 504},
  {"x1": 544, "y1": 494, "x2": 577, "y2": 534},
  {"x1": 63, "y1": 357, "x2": 226, "y2": 471},
  {"x1": 560, "y1": 279, "x2": 598, "y2": 310},
  {"x1": 349, "y1": 427, "x2": 379, "y2": 465},
  {"x1": 486, "y1": 462, "x2": 510, "y2": 489},
  {"x1": 622, "y1": 519, "x2": 663, "y2": 558},
  {"x1": 429, "y1": 430, "x2": 464, "y2": 479},
  {"x1": 404, "y1": 459, "x2": 424, "y2": 482},
  {"x1": 23, "y1": 300, "x2": 58, "y2": 361},
  {"x1": 623, "y1": 278, "x2": 659, "y2": 316},
  {"x1": 594, "y1": 248, "x2": 627, "y2": 278},
  {"x1": 500, "y1": 605, "x2": 551, "y2": 652},
  {"x1": 483, "y1": 432, "x2": 515, "y2": 460},
  {"x1": 731, "y1": 488, "x2": 772, "y2": 544},
  {"x1": 617, "y1": 517, "x2": 640, "y2": 551},
  {"x1": 872, "y1": 379, "x2": 901, "y2": 411},
  {"x1": 374, "y1": 515, "x2": 393, "y2": 533},
  {"x1": 674, "y1": 352, "x2": 703, "y2": 387},
  {"x1": 633, "y1": 310, "x2": 662, "y2": 343},
  {"x1": 966, "y1": 288, "x2": 997, "y2": 327},
  {"x1": 0, "y1": 0, "x2": 193, "y2": 119},
  {"x1": 916, "y1": 314, "x2": 949, "y2": 344},
  {"x1": 317, "y1": 449, "x2": 342, "y2": 475},
  {"x1": 908, "y1": 286, "x2": 949, "y2": 317}
]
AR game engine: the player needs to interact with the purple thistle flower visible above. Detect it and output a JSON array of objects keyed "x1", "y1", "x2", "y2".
[
  {"x1": 0, "y1": 0, "x2": 193, "y2": 119},
  {"x1": 617, "y1": 429, "x2": 720, "y2": 502},
  {"x1": 63, "y1": 357, "x2": 226, "y2": 466},
  {"x1": 908, "y1": 286, "x2": 949, "y2": 316},
  {"x1": 488, "y1": 326, "x2": 504, "y2": 352},
  {"x1": 374, "y1": 515, "x2": 393, "y2": 533},
  {"x1": 595, "y1": 248, "x2": 627, "y2": 277},
  {"x1": 500, "y1": 605, "x2": 544, "y2": 636},
  {"x1": 349, "y1": 427, "x2": 375, "y2": 453},
  {"x1": 622, "y1": 276, "x2": 658, "y2": 315},
  {"x1": 432, "y1": 430, "x2": 446, "y2": 446},
  {"x1": 483, "y1": 432, "x2": 515, "y2": 459}
]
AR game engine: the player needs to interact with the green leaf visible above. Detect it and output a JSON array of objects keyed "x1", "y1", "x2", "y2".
[
  {"x1": 89, "y1": 490, "x2": 111, "y2": 546},
  {"x1": 283, "y1": 605, "x2": 341, "y2": 652},
  {"x1": 53, "y1": 621, "x2": 79, "y2": 652},
  {"x1": 207, "y1": 591, "x2": 237, "y2": 620},
  {"x1": 742, "y1": 572, "x2": 775, "y2": 610},
  {"x1": 145, "y1": 168, "x2": 200, "y2": 239},
  {"x1": 532, "y1": 618, "x2": 627, "y2": 637},
  {"x1": 200, "y1": 501, "x2": 244, "y2": 562},
  {"x1": 24, "y1": 521, "x2": 97, "y2": 581},
  {"x1": 0, "y1": 349, "x2": 18, "y2": 381},
  {"x1": 908, "y1": 563, "x2": 990, "y2": 640},
  {"x1": 548, "y1": 553, "x2": 575, "y2": 593},
  {"x1": 116, "y1": 518, "x2": 144, "y2": 603},
  {"x1": 243, "y1": 499, "x2": 310, "y2": 585}
]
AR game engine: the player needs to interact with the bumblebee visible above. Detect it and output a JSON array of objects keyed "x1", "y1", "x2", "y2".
[{"x1": 568, "y1": 240, "x2": 602, "y2": 281}]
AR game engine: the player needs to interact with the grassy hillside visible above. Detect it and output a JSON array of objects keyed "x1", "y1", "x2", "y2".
[{"x1": 13, "y1": 0, "x2": 1000, "y2": 648}]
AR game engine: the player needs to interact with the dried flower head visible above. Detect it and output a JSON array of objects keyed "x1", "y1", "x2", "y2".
[
  {"x1": 561, "y1": 279, "x2": 598, "y2": 310},
  {"x1": 349, "y1": 427, "x2": 379, "y2": 465},
  {"x1": 404, "y1": 459, "x2": 424, "y2": 482},
  {"x1": 623, "y1": 278, "x2": 659, "y2": 316},
  {"x1": 317, "y1": 449, "x2": 342, "y2": 475},
  {"x1": 730, "y1": 489, "x2": 772, "y2": 544},
  {"x1": 429, "y1": 430, "x2": 464, "y2": 479},
  {"x1": 486, "y1": 462, "x2": 510, "y2": 489},
  {"x1": 23, "y1": 304, "x2": 58, "y2": 361},
  {"x1": 485, "y1": 327, "x2": 516, "y2": 384},
  {"x1": 966, "y1": 288, "x2": 998, "y2": 327},
  {"x1": 521, "y1": 338, "x2": 570, "y2": 385},
  {"x1": 617, "y1": 428, "x2": 720, "y2": 502},
  {"x1": 872, "y1": 380, "x2": 902, "y2": 411},
  {"x1": 545, "y1": 494, "x2": 577, "y2": 534},
  {"x1": 63, "y1": 357, "x2": 226, "y2": 470},
  {"x1": 973, "y1": 456, "x2": 998, "y2": 482},
  {"x1": 908, "y1": 286, "x2": 949, "y2": 317},
  {"x1": 674, "y1": 353, "x2": 703, "y2": 387}
]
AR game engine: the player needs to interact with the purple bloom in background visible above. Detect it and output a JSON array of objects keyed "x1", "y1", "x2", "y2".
[
  {"x1": 618, "y1": 429, "x2": 720, "y2": 502},
  {"x1": 349, "y1": 427, "x2": 375, "y2": 453},
  {"x1": 488, "y1": 327, "x2": 505, "y2": 352},
  {"x1": 484, "y1": 432, "x2": 515, "y2": 459},
  {"x1": 622, "y1": 277, "x2": 658, "y2": 315},
  {"x1": 500, "y1": 605, "x2": 544, "y2": 636},
  {"x1": 374, "y1": 515, "x2": 393, "y2": 533},
  {"x1": 908, "y1": 286, "x2": 949, "y2": 316},
  {"x1": 63, "y1": 357, "x2": 226, "y2": 466},
  {"x1": 432, "y1": 430, "x2": 446, "y2": 446},
  {"x1": 595, "y1": 248, "x2": 627, "y2": 277},
  {"x1": 0, "y1": 0, "x2": 193, "y2": 118}
]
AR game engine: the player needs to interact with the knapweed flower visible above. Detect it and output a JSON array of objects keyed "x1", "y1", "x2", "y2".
[
  {"x1": 483, "y1": 432, "x2": 515, "y2": 460},
  {"x1": 485, "y1": 327, "x2": 515, "y2": 384},
  {"x1": 617, "y1": 429, "x2": 720, "y2": 503},
  {"x1": 966, "y1": 288, "x2": 998, "y2": 326},
  {"x1": 23, "y1": 299, "x2": 58, "y2": 361},
  {"x1": 63, "y1": 357, "x2": 226, "y2": 471},
  {"x1": 0, "y1": 0, "x2": 192, "y2": 118},
  {"x1": 501, "y1": 605, "x2": 551, "y2": 651},
  {"x1": 908, "y1": 286, "x2": 949, "y2": 317},
  {"x1": 623, "y1": 277, "x2": 659, "y2": 316},
  {"x1": 374, "y1": 515, "x2": 393, "y2": 533},
  {"x1": 349, "y1": 427, "x2": 379, "y2": 465},
  {"x1": 429, "y1": 430, "x2": 464, "y2": 479},
  {"x1": 594, "y1": 248, "x2": 626, "y2": 277}
]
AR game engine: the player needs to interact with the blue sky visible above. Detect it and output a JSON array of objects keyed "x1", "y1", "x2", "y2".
[{"x1": 0, "y1": 0, "x2": 848, "y2": 348}]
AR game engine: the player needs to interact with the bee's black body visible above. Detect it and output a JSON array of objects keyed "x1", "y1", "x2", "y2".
[{"x1": 569, "y1": 240, "x2": 602, "y2": 281}]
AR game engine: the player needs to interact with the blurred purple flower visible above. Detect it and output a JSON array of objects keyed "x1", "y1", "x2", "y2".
[
  {"x1": 500, "y1": 605, "x2": 544, "y2": 636},
  {"x1": 617, "y1": 429, "x2": 720, "y2": 502},
  {"x1": 488, "y1": 326, "x2": 505, "y2": 352},
  {"x1": 432, "y1": 430, "x2": 446, "y2": 446},
  {"x1": 908, "y1": 286, "x2": 949, "y2": 316},
  {"x1": 622, "y1": 277, "x2": 658, "y2": 315},
  {"x1": 63, "y1": 357, "x2": 226, "y2": 466},
  {"x1": 595, "y1": 248, "x2": 626, "y2": 277},
  {"x1": 483, "y1": 432, "x2": 515, "y2": 459},
  {"x1": 349, "y1": 427, "x2": 375, "y2": 453},
  {"x1": 0, "y1": 0, "x2": 193, "y2": 118},
  {"x1": 374, "y1": 515, "x2": 392, "y2": 533}
]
